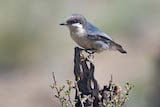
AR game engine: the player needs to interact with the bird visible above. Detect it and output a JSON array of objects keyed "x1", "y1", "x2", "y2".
[{"x1": 60, "y1": 14, "x2": 127, "y2": 54}]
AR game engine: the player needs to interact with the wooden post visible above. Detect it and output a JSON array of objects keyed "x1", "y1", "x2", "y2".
[{"x1": 74, "y1": 47, "x2": 100, "y2": 107}]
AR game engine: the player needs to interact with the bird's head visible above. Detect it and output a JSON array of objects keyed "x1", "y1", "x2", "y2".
[{"x1": 60, "y1": 14, "x2": 87, "y2": 31}]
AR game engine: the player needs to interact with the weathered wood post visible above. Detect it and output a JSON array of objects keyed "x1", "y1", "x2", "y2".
[{"x1": 74, "y1": 47, "x2": 100, "y2": 107}]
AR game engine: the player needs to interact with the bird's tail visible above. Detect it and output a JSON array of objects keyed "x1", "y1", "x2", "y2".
[{"x1": 110, "y1": 41, "x2": 127, "y2": 54}]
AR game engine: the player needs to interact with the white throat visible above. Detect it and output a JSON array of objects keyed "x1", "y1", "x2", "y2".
[
  {"x1": 69, "y1": 23, "x2": 85, "y2": 33},
  {"x1": 71, "y1": 23, "x2": 83, "y2": 28}
]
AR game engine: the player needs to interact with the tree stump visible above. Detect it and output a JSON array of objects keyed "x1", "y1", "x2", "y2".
[{"x1": 74, "y1": 47, "x2": 100, "y2": 107}]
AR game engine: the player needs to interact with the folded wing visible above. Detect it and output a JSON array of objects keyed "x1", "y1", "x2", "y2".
[{"x1": 86, "y1": 22, "x2": 127, "y2": 54}]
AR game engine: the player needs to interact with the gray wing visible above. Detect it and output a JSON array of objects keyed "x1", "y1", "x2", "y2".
[
  {"x1": 86, "y1": 22, "x2": 127, "y2": 53},
  {"x1": 86, "y1": 22, "x2": 112, "y2": 40}
]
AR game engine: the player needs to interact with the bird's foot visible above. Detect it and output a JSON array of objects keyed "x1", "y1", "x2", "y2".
[{"x1": 84, "y1": 48, "x2": 96, "y2": 54}]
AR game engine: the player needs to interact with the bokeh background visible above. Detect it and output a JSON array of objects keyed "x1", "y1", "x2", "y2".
[{"x1": 0, "y1": 0, "x2": 160, "y2": 107}]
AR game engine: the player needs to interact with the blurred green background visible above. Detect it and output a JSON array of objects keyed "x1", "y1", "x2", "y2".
[{"x1": 0, "y1": 0, "x2": 160, "y2": 107}]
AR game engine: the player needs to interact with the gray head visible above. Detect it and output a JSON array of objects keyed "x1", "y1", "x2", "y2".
[{"x1": 60, "y1": 14, "x2": 87, "y2": 30}]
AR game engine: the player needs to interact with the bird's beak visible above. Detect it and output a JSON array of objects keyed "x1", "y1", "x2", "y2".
[{"x1": 59, "y1": 22, "x2": 68, "y2": 26}]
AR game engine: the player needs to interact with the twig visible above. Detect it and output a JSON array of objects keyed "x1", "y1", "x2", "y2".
[
  {"x1": 52, "y1": 72, "x2": 64, "y2": 107},
  {"x1": 66, "y1": 80, "x2": 74, "y2": 107},
  {"x1": 68, "y1": 94, "x2": 74, "y2": 107}
]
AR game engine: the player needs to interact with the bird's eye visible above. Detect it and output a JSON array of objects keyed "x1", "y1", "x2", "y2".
[
  {"x1": 74, "y1": 19, "x2": 82, "y2": 24},
  {"x1": 70, "y1": 20, "x2": 74, "y2": 24},
  {"x1": 70, "y1": 20, "x2": 76, "y2": 24},
  {"x1": 74, "y1": 19, "x2": 78, "y2": 23},
  {"x1": 68, "y1": 19, "x2": 81, "y2": 24}
]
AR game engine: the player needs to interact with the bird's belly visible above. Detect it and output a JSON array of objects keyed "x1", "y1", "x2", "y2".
[
  {"x1": 71, "y1": 33, "x2": 92, "y2": 49},
  {"x1": 70, "y1": 33, "x2": 109, "y2": 52}
]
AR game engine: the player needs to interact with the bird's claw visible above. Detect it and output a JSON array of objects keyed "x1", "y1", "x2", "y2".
[{"x1": 84, "y1": 48, "x2": 96, "y2": 55}]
